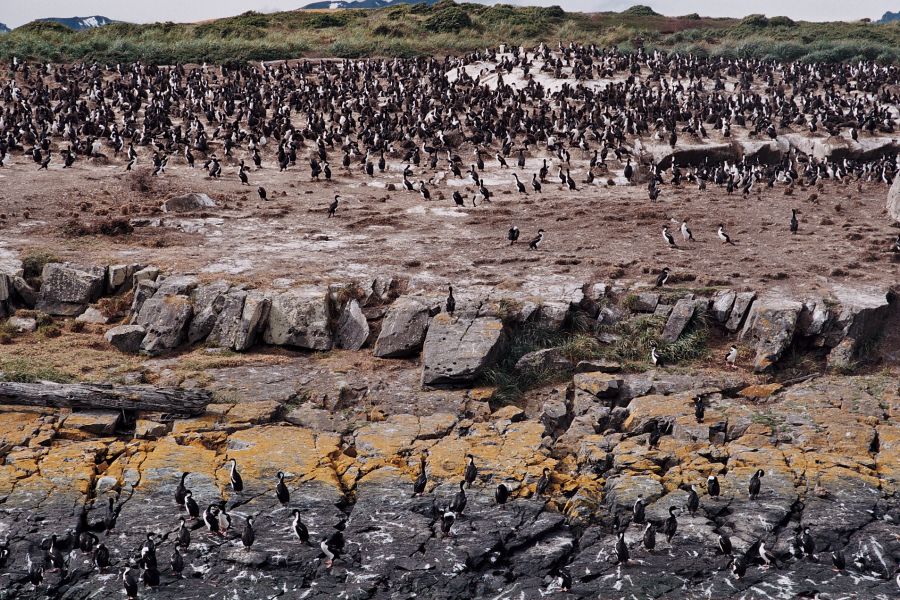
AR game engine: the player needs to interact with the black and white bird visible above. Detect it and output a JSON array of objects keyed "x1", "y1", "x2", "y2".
[
  {"x1": 749, "y1": 469, "x2": 764, "y2": 500},
  {"x1": 528, "y1": 229, "x2": 545, "y2": 250},
  {"x1": 650, "y1": 344, "x2": 661, "y2": 367},
  {"x1": 718, "y1": 533, "x2": 732, "y2": 555},
  {"x1": 228, "y1": 458, "x2": 243, "y2": 493},
  {"x1": 171, "y1": 547, "x2": 184, "y2": 577},
  {"x1": 452, "y1": 190, "x2": 464, "y2": 207},
  {"x1": 291, "y1": 510, "x2": 310, "y2": 545},
  {"x1": 726, "y1": 345, "x2": 738, "y2": 369},
  {"x1": 680, "y1": 220, "x2": 694, "y2": 242},
  {"x1": 535, "y1": 468, "x2": 551, "y2": 496},
  {"x1": 203, "y1": 504, "x2": 220, "y2": 534},
  {"x1": 175, "y1": 472, "x2": 189, "y2": 507},
  {"x1": 418, "y1": 181, "x2": 431, "y2": 201},
  {"x1": 707, "y1": 475, "x2": 720, "y2": 498},
  {"x1": 440, "y1": 510, "x2": 456, "y2": 537},
  {"x1": 694, "y1": 398, "x2": 705, "y2": 424},
  {"x1": 654, "y1": 267, "x2": 670, "y2": 288},
  {"x1": 731, "y1": 555, "x2": 747, "y2": 579},
  {"x1": 642, "y1": 523, "x2": 656, "y2": 551},
  {"x1": 614, "y1": 532, "x2": 629, "y2": 564},
  {"x1": 832, "y1": 550, "x2": 846, "y2": 571},
  {"x1": 176, "y1": 517, "x2": 190, "y2": 548},
  {"x1": 633, "y1": 495, "x2": 646, "y2": 524},
  {"x1": 93, "y1": 543, "x2": 110, "y2": 571},
  {"x1": 893, "y1": 233, "x2": 900, "y2": 253},
  {"x1": 257, "y1": 187, "x2": 267, "y2": 201},
  {"x1": 445, "y1": 284, "x2": 456, "y2": 316},
  {"x1": 758, "y1": 542, "x2": 778, "y2": 568},
  {"x1": 183, "y1": 491, "x2": 200, "y2": 519},
  {"x1": 464, "y1": 454, "x2": 478, "y2": 488},
  {"x1": 790, "y1": 209, "x2": 799, "y2": 234},
  {"x1": 662, "y1": 226, "x2": 677, "y2": 247},
  {"x1": 413, "y1": 453, "x2": 428, "y2": 496},
  {"x1": 686, "y1": 484, "x2": 700, "y2": 516},
  {"x1": 122, "y1": 566, "x2": 139, "y2": 599},
  {"x1": 507, "y1": 226, "x2": 520, "y2": 245},
  {"x1": 276, "y1": 471, "x2": 290, "y2": 505},
  {"x1": 513, "y1": 173, "x2": 527, "y2": 194},
  {"x1": 717, "y1": 224, "x2": 735, "y2": 245},
  {"x1": 531, "y1": 174, "x2": 542, "y2": 193},
  {"x1": 328, "y1": 195, "x2": 340, "y2": 218},
  {"x1": 449, "y1": 481, "x2": 467, "y2": 514},
  {"x1": 663, "y1": 506, "x2": 679, "y2": 543},
  {"x1": 241, "y1": 516, "x2": 255, "y2": 548}
]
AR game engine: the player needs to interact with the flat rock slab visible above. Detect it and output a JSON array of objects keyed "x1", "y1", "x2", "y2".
[
  {"x1": 421, "y1": 313, "x2": 506, "y2": 387},
  {"x1": 161, "y1": 192, "x2": 217, "y2": 213}
]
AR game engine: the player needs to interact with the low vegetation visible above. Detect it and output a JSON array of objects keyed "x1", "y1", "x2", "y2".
[{"x1": 2, "y1": 3, "x2": 900, "y2": 64}]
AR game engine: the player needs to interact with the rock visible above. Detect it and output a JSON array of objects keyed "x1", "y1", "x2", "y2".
[
  {"x1": 129, "y1": 279, "x2": 159, "y2": 322},
  {"x1": 223, "y1": 547, "x2": 268, "y2": 566},
  {"x1": 604, "y1": 474, "x2": 665, "y2": 510},
  {"x1": 155, "y1": 275, "x2": 199, "y2": 296},
  {"x1": 711, "y1": 289, "x2": 736, "y2": 323},
  {"x1": 653, "y1": 303, "x2": 672, "y2": 318},
  {"x1": 161, "y1": 192, "x2": 217, "y2": 213},
  {"x1": 421, "y1": 313, "x2": 506, "y2": 387},
  {"x1": 137, "y1": 294, "x2": 193, "y2": 355},
  {"x1": 63, "y1": 410, "x2": 120, "y2": 435},
  {"x1": 631, "y1": 292, "x2": 659, "y2": 313},
  {"x1": 10, "y1": 276, "x2": 37, "y2": 307},
  {"x1": 827, "y1": 337, "x2": 857, "y2": 371},
  {"x1": 107, "y1": 264, "x2": 140, "y2": 293},
  {"x1": 75, "y1": 307, "x2": 109, "y2": 324},
  {"x1": 335, "y1": 299, "x2": 369, "y2": 350},
  {"x1": 596, "y1": 304, "x2": 626, "y2": 328},
  {"x1": 135, "y1": 419, "x2": 168, "y2": 438},
  {"x1": 131, "y1": 266, "x2": 159, "y2": 287},
  {"x1": 206, "y1": 290, "x2": 247, "y2": 348},
  {"x1": 187, "y1": 280, "x2": 230, "y2": 344},
  {"x1": 233, "y1": 290, "x2": 270, "y2": 352},
  {"x1": 7, "y1": 316, "x2": 37, "y2": 333},
  {"x1": 740, "y1": 295, "x2": 803, "y2": 372},
  {"x1": 738, "y1": 383, "x2": 783, "y2": 399},
  {"x1": 890, "y1": 176, "x2": 900, "y2": 222},
  {"x1": 104, "y1": 324, "x2": 146, "y2": 353},
  {"x1": 264, "y1": 287, "x2": 332, "y2": 350},
  {"x1": 373, "y1": 296, "x2": 435, "y2": 358},
  {"x1": 574, "y1": 359, "x2": 621, "y2": 373},
  {"x1": 284, "y1": 404, "x2": 354, "y2": 434},
  {"x1": 514, "y1": 347, "x2": 573, "y2": 373},
  {"x1": 572, "y1": 372, "x2": 621, "y2": 399},
  {"x1": 725, "y1": 291, "x2": 756, "y2": 331},
  {"x1": 227, "y1": 400, "x2": 281, "y2": 424},
  {"x1": 94, "y1": 475, "x2": 118, "y2": 495},
  {"x1": 36, "y1": 263, "x2": 106, "y2": 316},
  {"x1": 797, "y1": 300, "x2": 830, "y2": 337},
  {"x1": 824, "y1": 284, "x2": 895, "y2": 353},
  {"x1": 538, "y1": 396, "x2": 570, "y2": 435},
  {"x1": 0, "y1": 274, "x2": 8, "y2": 303},
  {"x1": 660, "y1": 297, "x2": 701, "y2": 342}
]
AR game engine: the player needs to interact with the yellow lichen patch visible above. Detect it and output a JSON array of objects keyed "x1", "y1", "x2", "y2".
[
  {"x1": 133, "y1": 436, "x2": 218, "y2": 489},
  {"x1": 32, "y1": 440, "x2": 107, "y2": 495},
  {"x1": 875, "y1": 423, "x2": 900, "y2": 492},
  {"x1": 0, "y1": 410, "x2": 47, "y2": 447},
  {"x1": 225, "y1": 425, "x2": 342, "y2": 490},
  {"x1": 738, "y1": 383, "x2": 783, "y2": 399}
]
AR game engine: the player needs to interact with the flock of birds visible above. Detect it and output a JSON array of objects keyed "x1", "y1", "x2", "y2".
[
  {"x1": 2, "y1": 442, "x2": 892, "y2": 597},
  {"x1": 2, "y1": 45, "x2": 900, "y2": 264}
]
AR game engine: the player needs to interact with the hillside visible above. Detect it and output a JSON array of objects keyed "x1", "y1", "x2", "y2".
[
  {"x1": 1, "y1": 3, "x2": 900, "y2": 64},
  {"x1": 302, "y1": 0, "x2": 439, "y2": 9},
  {"x1": 35, "y1": 16, "x2": 115, "y2": 30}
]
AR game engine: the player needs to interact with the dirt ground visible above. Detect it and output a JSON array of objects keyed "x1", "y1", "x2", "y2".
[{"x1": 1, "y1": 137, "x2": 898, "y2": 296}]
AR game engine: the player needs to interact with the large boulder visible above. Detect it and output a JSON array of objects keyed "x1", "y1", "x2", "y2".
[
  {"x1": 725, "y1": 291, "x2": 756, "y2": 331},
  {"x1": 106, "y1": 264, "x2": 141, "y2": 294},
  {"x1": 335, "y1": 300, "x2": 369, "y2": 350},
  {"x1": 660, "y1": 297, "x2": 704, "y2": 342},
  {"x1": 187, "y1": 280, "x2": 230, "y2": 344},
  {"x1": 890, "y1": 177, "x2": 900, "y2": 223},
  {"x1": 740, "y1": 294, "x2": 803, "y2": 372},
  {"x1": 421, "y1": 313, "x2": 506, "y2": 386},
  {"x1": 824, "y1": 285, "x2": 896, "y2": 364},
  {"x1": 161, "y1": 192, "x2": 216, "y2": 213},
  {"x1": 104, "y1": 324, "x2": 146, "y2": 353},
  {"x1": 136, "y1": 294, "x2": 193, "y2": 355},
  {"x1": 264, "y1": 287, "x2": 332, "y2": 350},
  {"x1": 233, "y1": 291, "x2": 271, "y2": 352},
  {"x1": 129, "y1": 279, "x2": 159, "y2": 323},
  {"x1": 206, "y1": 290, "x2": 248, "y2": 348},
  {"x1": 36, "y1": 263, "x2": 106, "y2": 316},
  {"x1": 373, "y1": 296, "x2": 436, "y2": 358}
]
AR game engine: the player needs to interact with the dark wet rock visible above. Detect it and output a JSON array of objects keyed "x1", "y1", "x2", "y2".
[
  {"x1": 421, "y1": 313, "x2": 506, "y2": 387},
  {"x1": 104, "y1": 324, "x2": 146, "y2": 353},
  {"x1": 373, "y1": 295, "x2": 437, "y2": 358},
  {"x1": 36, "y1": 262, "x2": 106, "y2": 316}
]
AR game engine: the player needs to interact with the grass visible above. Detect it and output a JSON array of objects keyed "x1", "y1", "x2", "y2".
[
  {"x1": 3, "y1": 4, "x2": 900, "y2": 63},
  {"x1": 599, "y1": 313, "x2": 711, "y2": 367},
  {"x1": 0, "y1": 356, "x2": 74, "y2": 383}
]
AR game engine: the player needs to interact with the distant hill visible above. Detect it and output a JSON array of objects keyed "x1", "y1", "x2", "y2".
[
  {"x1": 0, "y1": 23, "x2": 9, "y2": 33},
  {"x1": 880, "y1": 11, "x2": 900, "y2": 23},
  {"x1": 302, "y1": 0, "x2": 438, "y2": 9},
  {"x1": 35, "y1": 16, "x2": 115, "y2": 31}
]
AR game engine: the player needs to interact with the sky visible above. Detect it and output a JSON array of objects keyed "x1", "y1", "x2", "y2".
[{"x1": 1, "y1": 1, "x2": 898, "y2": 28}]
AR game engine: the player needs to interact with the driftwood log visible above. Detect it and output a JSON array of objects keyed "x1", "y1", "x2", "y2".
[{"x1": 0, "y1": 381, "x2": 210, "y2": 415}]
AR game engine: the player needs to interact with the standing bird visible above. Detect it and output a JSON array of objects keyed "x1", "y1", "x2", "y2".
[
  {"x1": 694, "y1": 398, "x2": 705, "y2": 423},
  {"x1": 718, "y1": 533, "x2": 732, "y2": 555},
  {"x1": 228, "y1": 458, "x2": 243, "y2": 493},
  {"x1": 176, "y1": 517, "x2": 190, "y2": 548},
  {"x1": 202, "y1": 504, "x2": 219, "y2": 535},
  {"x1": 122, "y1": 566, "x2": 139, "y2": 599},
  {"x1": 413, "y1": 453, "x2": 428, "y2": 496},
  {"x1": 686, "y1": 485, "x2": 700, "y2": 516},
  {"x1": 654, "y1": 267, "x2": 670, "y2": 288},
  {"x1": 799, "y1": 527, "x2": 815, "y2": 558},
  {"x1": 495, "y1": 483, "x2": 509, "y2": 505},
  {"x1": 759, "y1": 542, "x2": 779, "y2": 568},
  {"x1": 531, "y1": 174, "x2": 541, "y2": 193},
  {"x1": 623, "y1": 159, "x2": 634, "y2": 182},
  {"x1": 445, "y1": 285, "x2": 456, "y2": 316},
  {"x1": 662, "y1": 226, "x2": 677, "y2": 247},
  {"x1": 449, "y1": 481, "x2": 467, "y2": 514},
  {"x1": 276, "y1": 472, "x2": 290, "y2": 505},
  {"x1": 440, "y1": 510, "x2": 456, "y2": 537},
  {"x1": 717, "y1": 225, "x2": 735, "y2": 245},
  {"x1": 642, "y1": 524, "x2": 656, "y2": 551},
  {"x1": 535, "y1": 468, "x2": 551, "y2": 496},
  {"x1": 507, "y1": 226, "x2": 520, "y2": 245},
  {"x1": 171, "y1": 547, "x2": 184, "y2": 578},
  {"x1": 615, "y1": 532, "x2": 629, "y2": 565},
  {"x1": 633, "y1": 496, "x2": 646, "y2": 524},
  {"x1": 749, "y1": 469, "x2": 764, "y2": 500},
  {"x1": 93, "y1": 543, "x2": 110, "y2": 571},
  {"x1": 464, "y1": 454, "x2": 477, "y2": 488},
  {"x1": 726, "y1": 345, "x2": 738, "y2": 369},
  {"x1": 528, "y1": 229, "x2": 545, "y2": 250},
  {"x1": 328, "y1": 195, "x2": 340, "y2": 218},
  {"x1": 183, "y1": 491, "x2": 200, "y2": 519},
  {"x1": 681, "y1": 220, "x2": 694, "y2": 242},
  {"x1": 241, "y1": 516, "x2": 255, "y2": 548},
  {"x1": 790, "y1": 209, "x2": 799, "y2": 234},
  {"x1": 650, "y1": 344, "x2": 661, "y2": 367},
  {"x1": 257, "y1": 187, "x2": 267, "y2": 201},
  {"x1": 291, "y1": 510, "x2": 310, "y2": 545},
  {"x1": 663, "y1": 506, "x2": 679, "y2": 543},
  {"x1": 512, "y1": 173, "x2": 527, "y2": 194},
  {"x1": 832, "y1": 550, "x2": 846, "y2": 571},
  {"x1": 707, "y1": 475, "x2": 720, "y2": 498},
  {"x1": 175, "y1": 472, "x2": 189, "y2": 507}
]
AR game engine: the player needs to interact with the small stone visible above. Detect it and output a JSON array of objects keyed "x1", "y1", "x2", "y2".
[
  {"x1": 738, "y1": 383, "x2": 784, "y2": 400},
  {"x1": 104, "y1": 324, "x2": 146, "y2": 353},
  {"x1": 631, "y1": 292, "x2": 659, "y2": 313},
  {"x1": 227, "y1": 401, "x2": 282, "y2": 424},
  {"x1": 7, "y1": 316, "x2": 37, "y2": 333},
  {"x1": 63, "y1": 410, "x2": 120, "y2": 435},
  {"x1": 75, "y1": 307, "x2": 110, "y2": 324},
  {"x1": 135, "y1": 419, "x2": 169, "y2": 438},
  {"x1": 94, "y1": 476, "x2": 118, "y2": 495},
  {"x1": 572, "y1": 372, "x2": 621, "y2": 399}
]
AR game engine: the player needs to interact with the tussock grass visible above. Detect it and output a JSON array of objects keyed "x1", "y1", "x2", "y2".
[{"x1": 0, "y1": 357, "x2": 74, "y2": 383}]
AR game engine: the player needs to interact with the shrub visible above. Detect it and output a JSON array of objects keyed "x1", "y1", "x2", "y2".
[
  {"x1": 424, "y1": 6, "x2": 473, "y2": 33},
  {"x1": 22, "y1": 249, "x2": 60, "y2": 280},
  {"x1": 622, "y1": 5, "x2": 660, "y2": 17}
]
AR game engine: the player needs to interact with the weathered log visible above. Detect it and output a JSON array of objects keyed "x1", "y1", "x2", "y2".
[{"x1": 0, "y1": 381, "x2": 210, "y2": 415}]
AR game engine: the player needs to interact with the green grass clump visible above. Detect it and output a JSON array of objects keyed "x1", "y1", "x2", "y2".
[
  {"x1": 21, "y1": 249, "x2": 60, "y2": 280},
  {"x1": 600, "y1": 313, "x2": 710, "y2": 366},
  {"x1": 0, "y1": 357, "x2": 73, "y2": 383}
]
